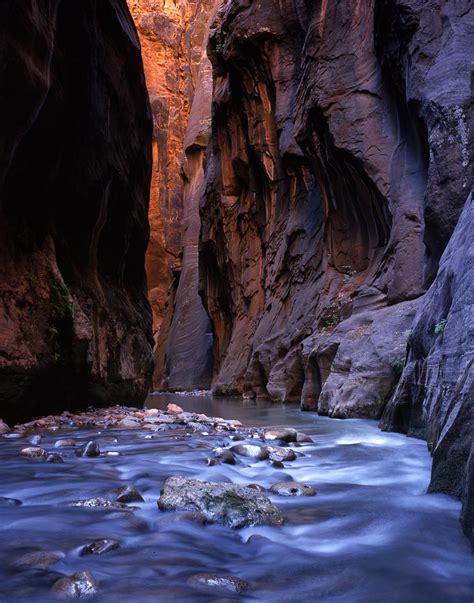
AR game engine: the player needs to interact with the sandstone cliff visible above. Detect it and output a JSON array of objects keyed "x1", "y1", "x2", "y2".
[
  {"x1": 0, "y1": 0, "x2": 154, "y2": 424},
  {"x1": 200, "y1": 0, "x2": 473, "y2": 414}
]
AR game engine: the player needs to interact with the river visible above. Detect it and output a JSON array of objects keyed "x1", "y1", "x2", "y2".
[{"x1": 0, "y1": 393, "x2": 473, "y2": 601}]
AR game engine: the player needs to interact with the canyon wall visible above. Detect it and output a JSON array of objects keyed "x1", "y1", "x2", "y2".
[
  {"x1": 128, "y1": 0, "x2": 216, "y2": 390},
  {"x1": 198, "y1": 0, "x2": 473, "y2": 541},
  {"x1": 0, "y1": 0, "x2": 154, "y2": 424}
]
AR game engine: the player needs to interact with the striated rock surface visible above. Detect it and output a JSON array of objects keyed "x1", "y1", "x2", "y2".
[
  {"x1": 0, "y1": 0, "x2": 154, "y2": 424},
  {"x1": 128, "y1": 0, "x2": 216, "y2": 390},
  {"x1": 200, "y1": 0, "x2": 473, "y2": 423},
  {"x1": 381, "y1": 192, "x2": 474, "y2": 547}
]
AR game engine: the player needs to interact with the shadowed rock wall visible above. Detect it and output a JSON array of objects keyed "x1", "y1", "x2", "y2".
[
  {"x1": 381, "y1": 192, "x2": 474, "y2": 547},
  {"x1": 0, "y1": 0, "x2": 154, "y2": 424}
]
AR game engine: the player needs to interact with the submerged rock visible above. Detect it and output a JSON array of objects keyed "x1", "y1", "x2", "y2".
[
  {"x1": 114, "y1": 485, "x2": 144, "y2": 503},
  {"x1": 15, "y1": 550, "x2": 64, "y2": 570},
  {"x1": 75, "y1": 442, "x2": 100, "y2": 458},
  {"x1": 19, "y1": 446, "x2": 47, "y2": 459},
  {"x1": 213, "y1": 448, "x2": 237, "y2": 465},
  {"x1": 270, "y1": 482, "x2": 316, "y2": 496},
  {"x1": 0, "y1": 496, "x2": 22, "y2": 506},
  {"x1": 79, "y1": 539, "x2": 120, "y2": 557},
  {"x1": 46, "y1": 453, "x2": 64, "y2": 463},
  {"x1": 263, "y1": 428, "x2": 298, "y2": 443},
  {"x1": 28, "y1": 435, "x2": 42, "y2": 445},
  {"x1": 158, "y1": 476, "x2": 283, "y2": 528},
  {"x1": 188, "y1": 573, "x2": 250, "y2": 594},
  {"x1": 51, "y1": 571, "x2": 98, "y2": 599},
  {"x1": 296, "y1": 432, "x2": 313, "y2": 443},
  {"x1": 69, "y1": 498, "x2": 135, "y2": 512},
  {"x1": 230, "y1": 444, "x2": 269, "y2": 461}
]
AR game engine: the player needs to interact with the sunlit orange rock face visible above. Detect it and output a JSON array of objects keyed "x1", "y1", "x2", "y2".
[
  {"x1": 127, "y1": 0, "x2": 217, "y2": 389},
  {"x1": 127, "y1": 0, "x2": 214, "y2": 334}
]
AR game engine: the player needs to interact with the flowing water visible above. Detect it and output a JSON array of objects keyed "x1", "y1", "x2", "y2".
[{"x1": 0, "y1": 393, "x2": 473, "y2": 602}]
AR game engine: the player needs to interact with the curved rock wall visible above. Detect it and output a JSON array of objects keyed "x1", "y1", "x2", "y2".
[
  {"x1": 0, "y1": 0, "x2": 154, "y2": 424},
  {"x1": 200, "y1": 0, "x2": 473, "y2": 421}
]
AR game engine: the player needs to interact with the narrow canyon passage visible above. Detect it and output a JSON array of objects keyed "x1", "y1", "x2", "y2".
[{"x1": 0, "y1": 0, "x2": 473, "y2": 600}]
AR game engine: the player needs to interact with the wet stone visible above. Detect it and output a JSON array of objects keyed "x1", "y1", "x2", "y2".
[
  {"x1": 46, "y1": 453, "x2": 64, "y2": 463},
  {"x1": 69, "y1": 497, "x2": 136, "y2": 512},
  {"x1": 296, "y1": 432, "x2": 313, "y2": 443},
  {"x1": 271, "y1": 460, "x2": 285, "y2": 468},
  {"x1": 55, "y1": 439, "x2": 76, "y2": 448},
  {"x1": 266, "y1": 446, "x2": 297, "y2": 462},
  {"x1": 75, "y1": 441, "x2": 100, "y2": 458},
  {"x1": 158, "y1": 476, "x2": 283, "y2": 529},
  {"x1": 51, "y1": 571, "x2": 98, "y2": 599},
  {"x1": 0, "y1": 496, "x2": 22, "y2": 506},
  {"x1": 114, "y1": 485, "x2": 144, "y2": 503},
  {"x1": 263, "y1": 428, "x2": 298, "y2": 443},
  {"x1": 213, "y1": 448, "x2": 237, "y2": 465},
  {"x1": 230, "y1": 444, "x2": 269, "y2": 461},
  {"x1": 167, "y1": 403, "x2": 184, "y2": 415},
  {"x1": 0, "y1": 419, "x2": 11, "y2": 434},
  {"x1": 206, "y1": 457, "x2": 220, "y2": 466},
  {"x1": 14, "y1": 550, "x2": 65, "y2": 570},
  {"x1": 79, "y1": 539, "x2": 120, "y2": 556},
  {"x1": 20, "y1": 447, "x2": 47, "y2": 460},
  {"x1": 270, "y1": 482, "x2": 316, "y2": 496},
  {"x1": 188, "y1": 573, "x2": 250, "y2": 594}
]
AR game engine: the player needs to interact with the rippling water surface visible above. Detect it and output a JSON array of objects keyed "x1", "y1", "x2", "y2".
[{"x1": 0, "y1": 393, "x2": 473, "y2": 602}]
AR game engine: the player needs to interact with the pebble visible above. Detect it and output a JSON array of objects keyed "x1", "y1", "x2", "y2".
[
  {"x1": 270, "y1": 482, "x2": 316, "y2": 496},
  {"x1": 0, "y1": 496, "x2": 22, "y2": 506},
  {"x1": 188, "y1": 573, "x2": 250, "y2": 594},
  {"x1": 79, "y1": 538, "x2": 120, "y2": 556},
  {"x1": 69, "y1": 497, "x2": 136, "y2": 512},
  {"x1": 20, "y1": 446, "x2": 47, "y2": 459},
  {"x1": 167, "y1": 403, "x2": 184, "y2": 415},
  {"x1": 75, "y1": 441, "x2": 100, "y2": 458},
  {"x1": 296, "y1": 432, "x2": 313, "y2": 443},
  {"x1": 230, "y1": 444, "x2": 269, "y2": 461},
  {"x1": 0, "y1": 419, "x2": 11, "y2": 434},
  {"x1": 213, "y1": 448, "x2": 237, "y2": 465},
  {"x1": 51, "y1": 571, "x2": 98, "y2": 599},
  {"x1": 263, "y1": 428, "x2": 298, "y2": 443},
  {"x1": 46, "y1": 453, "x2": 65, "y2": 463},
  {"x1": 114, "y1": 485, "x2": 144, "y2": 503},
  {"x1": 266, "y1": 445, "x2": 297, "y2": 462},
  {"x1": 55, "y1": 439, "x2": 76, "y2": 448}
]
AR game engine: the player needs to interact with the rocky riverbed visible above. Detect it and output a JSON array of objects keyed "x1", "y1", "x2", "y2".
[{"x1": 0, "y1": 395, "x2": 473, "y2": 601}]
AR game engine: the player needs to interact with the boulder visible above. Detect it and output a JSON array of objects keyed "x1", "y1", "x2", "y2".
[{"x1": 157, "y1": 476, "x2": 283, "y2": 528}]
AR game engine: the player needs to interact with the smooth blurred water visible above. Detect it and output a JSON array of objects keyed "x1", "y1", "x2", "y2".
[{"x1": 0, "y1": 393, "x2": 472, "y2": 602}]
